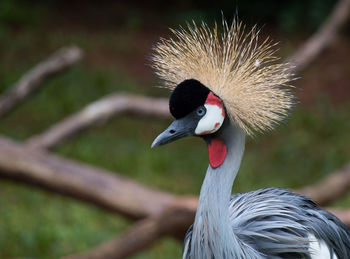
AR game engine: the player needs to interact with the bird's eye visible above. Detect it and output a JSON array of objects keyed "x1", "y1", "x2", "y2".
[{"x1": 196, "y1": 107, "x2": 206, "y2": 116}]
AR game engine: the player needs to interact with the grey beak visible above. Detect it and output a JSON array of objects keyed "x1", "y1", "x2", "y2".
[{"x1": 151, "y1": 115, "x2": 197, "y2": 148}]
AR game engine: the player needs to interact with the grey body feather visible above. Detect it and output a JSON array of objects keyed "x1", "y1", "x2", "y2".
[
  {"x1": 182, "y1": 123, "x2": 350, "y2": 259},
  {"x1": 183, "y1": 188, "x2": 350, "y2": 258}
]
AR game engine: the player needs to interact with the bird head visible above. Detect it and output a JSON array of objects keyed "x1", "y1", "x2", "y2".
[
  {"x1": 152, "y1": 79, "x2": 226, "y2": 147},
  {"x1": 152, "y1": 19, "x2": 295, "y2": 148}
]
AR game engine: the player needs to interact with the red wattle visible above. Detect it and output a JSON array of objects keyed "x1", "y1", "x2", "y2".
[{"x1": 208, "y1": 138, "x2": 227, "y2": 168}]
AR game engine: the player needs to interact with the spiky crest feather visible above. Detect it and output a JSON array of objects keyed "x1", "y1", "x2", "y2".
[{"x1": 151, "y1": 19, "x2": 296, "y2": 135}]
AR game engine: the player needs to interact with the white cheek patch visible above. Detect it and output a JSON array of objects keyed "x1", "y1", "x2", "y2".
[{"x1": 195, "y1": 104, "x2": 225, "y2": 135}]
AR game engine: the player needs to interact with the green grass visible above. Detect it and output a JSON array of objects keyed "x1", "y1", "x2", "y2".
[{"x1": 0, "y1": 9, "x2": 349, "y2": 259}]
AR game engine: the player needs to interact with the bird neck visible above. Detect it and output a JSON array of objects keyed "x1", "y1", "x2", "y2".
[{"x1": 191, "y1": 122, "x2": 246, "y2": 258}]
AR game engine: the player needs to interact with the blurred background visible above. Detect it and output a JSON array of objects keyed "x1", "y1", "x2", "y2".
[{"x1": 0, "y1": 0, "x2": 349, "y2": 258}]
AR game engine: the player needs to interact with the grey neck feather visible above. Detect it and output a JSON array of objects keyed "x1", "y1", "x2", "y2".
[{"x1": 190, "y1": 122, "x2": 250, "y2": 258}]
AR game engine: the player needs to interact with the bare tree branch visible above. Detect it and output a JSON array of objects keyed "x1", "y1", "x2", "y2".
[
  {"x1": 26, "y1": 94, "x2": 170, "y2": 150},
  {"x1": 0, "y1": 136, "x2": 176, "y2": 219},
  {"x1": 0, "y1": 46, "x2": 83, "y2": 118},
  {"x1": 288, "y1": 0, "x2": 350, "y2": 73},
  {"x1": 295, "y1": 163, "x2": 350, "y2": 206}
]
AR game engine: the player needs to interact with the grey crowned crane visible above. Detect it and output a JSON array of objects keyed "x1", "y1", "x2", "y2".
[{"x1": 151, "y1": 20, "x2": 350, "y2": 259}]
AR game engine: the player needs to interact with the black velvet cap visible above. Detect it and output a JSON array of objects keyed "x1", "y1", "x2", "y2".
[{"x1": 169, "y1": 79, "x2": 210, "y2": 119}]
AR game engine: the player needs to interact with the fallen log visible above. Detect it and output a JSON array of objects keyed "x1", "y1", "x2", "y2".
[{"x1": 2, "y1": 133, "x2": 350, "y2": 220}]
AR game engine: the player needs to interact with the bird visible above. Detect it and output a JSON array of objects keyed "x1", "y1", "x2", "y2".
[{"x1": 151, "y1": 20, "x2": 350, "y2": 259}]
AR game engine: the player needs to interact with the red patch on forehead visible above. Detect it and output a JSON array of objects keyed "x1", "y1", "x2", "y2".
[
  {"x1": 205, "y1": 92, "x2": 222, "y2": 106},
  {"x1": 205, "y1": 92, "x2": 225, "y2": 117},
  {"x1": 208, "y1": 138, "x2": 227, "y2": 168}
]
